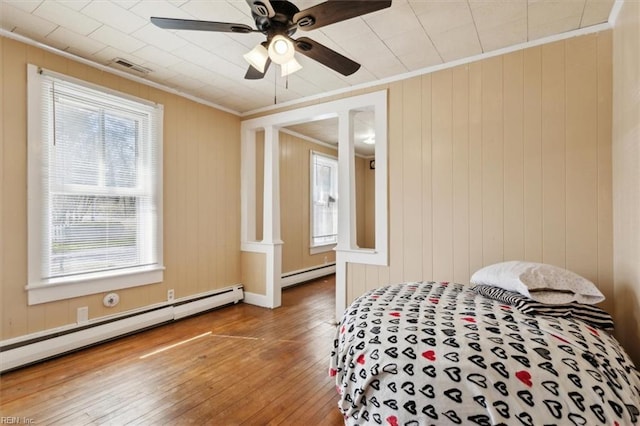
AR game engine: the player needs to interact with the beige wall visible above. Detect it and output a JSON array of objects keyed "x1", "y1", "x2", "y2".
[
  {"x1": 355, "y1": 156, "x2": 376, "y2": 249},
  {"x1": 612, "y1": 1, "x2": 640, "y2": 366},
  {"x1": 347, "y1": 33, "x2": 615, "y2": 319},
  {"x1": 0, "y1": 37, "x2": 241, "y2": 340},
  {"x1": 280, "y1": 133, "x2": 337, "y2": 274}
]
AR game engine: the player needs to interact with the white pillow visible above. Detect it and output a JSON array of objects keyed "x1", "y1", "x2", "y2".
[{"x1": 470, "y1": 261, "x2": 604, "y2": 305}]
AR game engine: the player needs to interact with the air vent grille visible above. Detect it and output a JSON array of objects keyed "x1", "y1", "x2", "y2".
[{"x1": 110, "y1": 58, "x2": 152, "y2": 75}]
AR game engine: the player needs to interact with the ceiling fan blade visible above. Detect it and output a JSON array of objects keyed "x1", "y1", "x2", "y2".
[
  {"x1": 293, "y1": 0, "x2": 392, "y2": 31},
  {"x1": 294, "y1": 37, "x2": 360, "y2": 76},
  {"x1": 245, "y1": 0, "x2": 276, "y2": 18},
  {"x1": 150, "y1": 17, "x2": 255, "y2": 33},
  {"x1": 244, "y1": 59, "x2": 272, "y2": 80}
]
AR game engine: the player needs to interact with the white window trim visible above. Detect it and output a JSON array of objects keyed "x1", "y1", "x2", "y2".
[
  {"x1": 310, "y1": 150, "x2": 338, "y2": 250},
  {"x1": 26, "y1": 64, "x2": 164, "y2": 305},
  {"x1": 310, "y1": 244, "x2": 336, "y2": 255}
]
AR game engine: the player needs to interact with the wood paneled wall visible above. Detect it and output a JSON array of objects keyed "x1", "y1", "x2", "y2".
[
  {"x1": 612, "y1": 1, "x2": 640, "y2": 366},
  {"x1": 0, "y1": 37, "x2": 241, "y2": 340},
  {"x1": 280, "y1": 133, "x2": 337, "y2": 273},
  {"x1": 355, "y1": 157, "x2": 376, "y2": 249},
  {"x1": 347, "y1": 33, "x2": 614, "y2": 317}
]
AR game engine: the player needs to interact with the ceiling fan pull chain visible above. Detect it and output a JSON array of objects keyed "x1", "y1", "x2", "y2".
[{"x1": 274, "y1": 68, "x2": 277, "y2": 104}]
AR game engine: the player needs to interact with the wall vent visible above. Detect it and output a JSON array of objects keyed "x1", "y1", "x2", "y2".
[{"x1": 110, "y1": 57, "x2": 152, "y2": 75}]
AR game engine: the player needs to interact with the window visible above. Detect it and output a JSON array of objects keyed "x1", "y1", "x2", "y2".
[
  {"x1": 311, "y1": 151, "x2": 338, "y2": 249},
  {"x1": 27, "y1": 65, "x2": 163, "y2": 304}
]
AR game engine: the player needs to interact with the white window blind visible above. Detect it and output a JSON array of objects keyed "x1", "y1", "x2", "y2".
[
  {"x1": 311, "y1": 152, "x2": 338, "y2": 247},
  {"x1": 27, "y1": 65, "x2": 163, "y2": 304}
]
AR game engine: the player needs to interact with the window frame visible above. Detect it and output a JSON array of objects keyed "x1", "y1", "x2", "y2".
[
  {"x1": 26, "y1": 64, "x2": 164, "y2": 305},
  {"x1": 309, "y1": 150, "x2": 339, "y2": 253}
]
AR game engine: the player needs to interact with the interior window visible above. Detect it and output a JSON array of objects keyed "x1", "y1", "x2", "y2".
[{"x1": 311, "y1": 151, "x2": 338, "y2": 248}]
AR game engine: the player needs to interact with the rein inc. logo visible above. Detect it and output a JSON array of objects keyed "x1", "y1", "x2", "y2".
[{"x1": 0, "y1": 418, "x2": 35, "y2": 424}]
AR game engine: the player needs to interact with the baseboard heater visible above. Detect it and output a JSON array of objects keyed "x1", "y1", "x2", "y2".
[
  {"x1": 281, "y1": 263, "x2": 335, "y2": 288},
  {"x1": 0, "y1": 285, "x2": 243, "y2": 373}
]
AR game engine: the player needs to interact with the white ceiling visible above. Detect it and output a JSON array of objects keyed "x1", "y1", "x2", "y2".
[
  {"x1": 0, "y1": 0, "x2": 615, "y2": 154},
  {"x1": 1, "y1": 0, "x2": 615, "y2": 116}
]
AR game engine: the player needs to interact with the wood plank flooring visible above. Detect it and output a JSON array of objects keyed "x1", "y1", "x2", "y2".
[{"x1": 0, "y1": 276, "x2": 345, "y2": 425}]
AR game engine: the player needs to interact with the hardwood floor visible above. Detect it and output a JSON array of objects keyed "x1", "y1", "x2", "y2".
[{"x1": 0, "y1": 276, "x2": 345, "y2": 425}]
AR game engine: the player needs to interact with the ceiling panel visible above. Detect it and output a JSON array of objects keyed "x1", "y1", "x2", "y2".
[
  {"x1": 33, "y1": 0, "x2": 101, "y2": 35},
  {"x1": 81, "y1": 1, "x2": 147, "y2": 34}
]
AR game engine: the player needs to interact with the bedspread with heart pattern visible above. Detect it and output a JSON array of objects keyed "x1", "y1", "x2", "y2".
[{"x1": 330, "y1": 282, "x2": 640, "y2": 425}]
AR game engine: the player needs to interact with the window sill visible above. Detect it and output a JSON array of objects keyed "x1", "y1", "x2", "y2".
[
  {"x1": 26, "y1": 265, "x2": 165, "y2": 305},
  {"x1": 310, "y1": 244, "x2": 336, "y2": 255}
]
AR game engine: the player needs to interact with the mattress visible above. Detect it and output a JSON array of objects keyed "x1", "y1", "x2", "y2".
[{"x1": 330, "y1": 281, "x2": 640, "y2": 425}]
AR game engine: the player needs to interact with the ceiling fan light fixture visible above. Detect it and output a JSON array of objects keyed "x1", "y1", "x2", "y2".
[
  {"x1": 268, "y1": 34, "x2": 295, "y2": 64},
  {"x1": 243, "y1": 43, "x2": 269, "y2": 73},
  {"x1": 280, "y1": 57, "x2": 302, "y2": 77}
]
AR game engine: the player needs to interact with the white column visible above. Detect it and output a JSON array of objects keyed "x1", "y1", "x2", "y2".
[
  {"x1": 262, "y1": 126, "x2": 282, "y2": 245},
  {"x1": 263, "y1": 125, "x2": 282, "y2": 308},
  {"x1": 336, "y1": 109, "x2": 357, "y2": 251},
  {"x1": 334, "y1": 109, "x2": 356, "y2": 321}
]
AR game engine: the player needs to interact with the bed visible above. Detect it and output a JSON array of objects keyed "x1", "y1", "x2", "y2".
[{"x1": 330, "y1": 263, "x2": 640, "y2": 425}]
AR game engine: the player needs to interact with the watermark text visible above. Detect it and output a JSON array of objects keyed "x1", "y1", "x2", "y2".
[{"x1": 1, "y1": 417, "x2": 35, "y2": 424}]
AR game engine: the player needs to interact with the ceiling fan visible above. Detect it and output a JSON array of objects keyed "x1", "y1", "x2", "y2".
[{"x1": 151, "y1": 0, "x2": 392, "y2": 80}]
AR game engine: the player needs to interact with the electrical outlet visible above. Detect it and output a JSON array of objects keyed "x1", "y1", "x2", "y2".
[
  {"x1": 77, "y1": 307, "x2": 89, "y2": 324},
  {"x1": 167, "y1": 289, "x2": 175, "y2": 302}
]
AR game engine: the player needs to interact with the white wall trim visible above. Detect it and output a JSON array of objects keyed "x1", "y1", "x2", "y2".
[
  {"x1": 0, "y1": 285, "x2": 243, "y2": 372},
  {"x1": 608, "y1": 0, "x2": 625, "y2": 27},
  {"x1": 281, "y1": 263, "x2": 336, "y2": 288},
  {"x1": 0, "y1": 29, "x2": 239, "y2": 116},
  {"x1": 241, "y1": 90, "x2": 388, "y2": 321},
  {"x1": 242, "y1": 291, "x2": 271, "y2": 308},
  {"x1": 242, "y1": 22, "x2": 612, "y2": 117},
  {"x1": 2, "y1": 20, "x2": 614, "y2": 120}
]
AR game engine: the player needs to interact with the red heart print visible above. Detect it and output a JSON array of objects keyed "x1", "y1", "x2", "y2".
[
  {"x1": 422, "y1": 350, "x2": 436, "y2": 361},
  {"x1": 516, "y1": 370, "x2": 533, "y2": 387},
  {"x1": 429, "y1": 298, "x2": 439, "y2": 304},
  {"x1": 386, "y1": 415, "x2": 398, "y2": 426},
  {"x1": 329, "y1": 368, "x2": 337, "y2": 377},
  {"x1": 390, "y1": 312, "x2": 401, "y2": 317},
  {"x1": 462, "y1": 317, "x2": 476, "y2": 323},
  {"x1": 357, "y1": 354, "x2": 365, "y2": 365}
]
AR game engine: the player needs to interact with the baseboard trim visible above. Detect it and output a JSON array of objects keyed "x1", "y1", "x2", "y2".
[
  {"x1": 281, "y1": 263, "x2": 336, "y2": 288},
  {"x1": 242, "y1": 292, "x2": 271, "y2": 308},
  {"x1": 0, "y1": 285, "x2": 243, "y2": 373}
]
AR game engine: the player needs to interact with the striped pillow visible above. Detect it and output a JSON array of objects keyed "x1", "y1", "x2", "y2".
[{"x1": 471, "y1": 284, "x2": 614, "y2": 331}]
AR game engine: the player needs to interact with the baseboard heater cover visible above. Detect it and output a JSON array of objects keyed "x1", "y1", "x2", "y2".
[
  {"x1": 0, "y1": 285, "x2": 243, "y2": 373},
  {"x1": 281, "y1": 263, "x2": 336, "y2": 288}
]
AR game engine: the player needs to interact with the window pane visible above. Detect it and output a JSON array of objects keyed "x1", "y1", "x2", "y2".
[
  {"x1": 53, "y1": 100, "x2": 101, "y2": 187},
  {"x1": 104, "y1": 113, "x2": 138, "y2": 188},
  {"x1": 316, "y1": 164, "x2": 332, "y2": 198},
  {"x1": 50, "y1": 194, "x2": 138, "y2": 278},
  {"x1": 312, "y1": 153, "x2": 338, "y2": 246}
]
